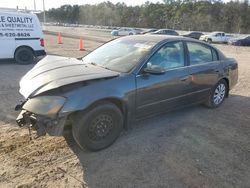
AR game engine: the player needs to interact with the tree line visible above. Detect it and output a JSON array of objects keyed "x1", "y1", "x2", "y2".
[{"x1": 38, "y1": 0, "x2": 250, "y2": 34}]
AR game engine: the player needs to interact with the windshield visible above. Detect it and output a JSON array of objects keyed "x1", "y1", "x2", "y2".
[
  {"x1": 241, "y1": 36, "x2": 250, "y2": 39},
  {"x1": 82, "y1": 38, "x2": 156, "y2": 73}
]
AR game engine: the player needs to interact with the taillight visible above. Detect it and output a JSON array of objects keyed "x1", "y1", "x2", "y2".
[{"x1": 40, "y1": 38, "x2": 45, "y2": 47}]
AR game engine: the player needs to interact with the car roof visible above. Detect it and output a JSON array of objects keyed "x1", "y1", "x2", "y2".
[
  {"x1": 186, "y1": 31, "x2": 203, "y2": 34},
  {"x1": 120, "y1": 35, "x2": 218, "y2": 49},
  {"x1": 158, "y1": 29, "x2": 175, "y2": 31}
]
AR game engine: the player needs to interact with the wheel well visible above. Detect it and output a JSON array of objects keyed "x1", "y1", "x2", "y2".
[
  {"x1": 103, "y1": 98, "x2": 126, "y2": 115},
  {"x1": 67, "y1": 98, "x2": 128, "y2": 130},
  {"x1": 85, "y1": 98, "x2": 126, "y2": 114},
  {"x1": 14, "y1": 46, "x2": 34, "y2": 57},
  {"x1": 221, "y1": 78, "x2": 229, "y2": 97}
]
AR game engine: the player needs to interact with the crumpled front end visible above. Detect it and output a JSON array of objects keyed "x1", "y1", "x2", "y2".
[
  {"x1": 16, "y1": 110, "x2": 68, "y2": 136},
  {"x1": 15, "y1": 96, "x2": 69, "y2": 136},
  {"x1": 15, "y1": 55, "x2": 120, "y2": 136}
]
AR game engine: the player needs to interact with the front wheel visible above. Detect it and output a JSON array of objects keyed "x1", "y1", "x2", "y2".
[
  {"x1": 72, "y1": 103, "x2": 123, "y2": 151},
  {"x1": 205, "y1": 79, "x2": 228, "y2": 108}
]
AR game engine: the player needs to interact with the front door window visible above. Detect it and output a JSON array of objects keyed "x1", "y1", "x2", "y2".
[{"x1": 147, "y1": 41, "x2": 185, "y2": 70}]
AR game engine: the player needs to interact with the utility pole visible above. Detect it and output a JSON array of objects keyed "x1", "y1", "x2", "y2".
[
  {"x1": 43, "y1": 0, "x2": 46, "y2": 23},
  {"x1": 34, "y1": 0, "x2": 36, "y2": 10}
]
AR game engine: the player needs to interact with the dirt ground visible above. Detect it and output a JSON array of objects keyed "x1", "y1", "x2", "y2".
[{"x1": 0, "y1": 30, "x2": 249, "y2": 188}]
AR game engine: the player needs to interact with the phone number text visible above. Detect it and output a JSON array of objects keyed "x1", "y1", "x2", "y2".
[{"x1": 0, "y1": 32, "x2": 31, "y2": 37}]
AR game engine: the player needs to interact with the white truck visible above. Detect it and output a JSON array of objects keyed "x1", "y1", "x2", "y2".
[
  {"x1": 0, "y1": 8, "x2": 45, "y2": 64},
  {"x1": 199, "y1": 32, "x2": 232, "y2": 44}
]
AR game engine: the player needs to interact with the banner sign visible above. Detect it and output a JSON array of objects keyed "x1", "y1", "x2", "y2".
[{"x1": 0, "y1": 15, "x2": 35, "y2": 38}]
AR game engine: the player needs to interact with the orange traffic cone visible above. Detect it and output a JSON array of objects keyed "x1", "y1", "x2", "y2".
[
  {"x1": 79, "y1": 36, "x2": 85, "y2": 51},
  {"x1": 57, "y1": 32, "x2": 63, "y2": 44}
]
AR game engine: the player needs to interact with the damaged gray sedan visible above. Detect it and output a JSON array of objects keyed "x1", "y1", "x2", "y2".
[{"x1": 16, "y1": 35, "x2": 238, "y2": 151}]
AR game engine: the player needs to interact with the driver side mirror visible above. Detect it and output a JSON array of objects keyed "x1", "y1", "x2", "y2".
[{"x1": 143, "y1": 62, "x2": 165, "y2": 75}]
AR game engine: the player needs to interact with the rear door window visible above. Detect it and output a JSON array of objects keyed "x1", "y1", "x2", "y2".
[{"x1": 187, "y1": 42, "x2": 213, "y2": 65}]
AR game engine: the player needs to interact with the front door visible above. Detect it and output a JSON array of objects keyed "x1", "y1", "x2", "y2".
[{"x1": 135, "y1": 41, "x2": 191, "y2": 119}]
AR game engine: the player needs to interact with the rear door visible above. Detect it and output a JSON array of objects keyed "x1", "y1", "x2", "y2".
[
  {"x1": 135, "y1": 41, "x2": 191, "y2": 118},
  {"x1": 185, "y1": 41, "x2": 221, "y2": 102},
  {"x1": 15, "y1": 14, "x2": 44, "y2": 53}
]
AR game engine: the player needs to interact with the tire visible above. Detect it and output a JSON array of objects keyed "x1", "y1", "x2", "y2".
[
  {"x1": 14, "y1": 47, "x2": 34, "y2": 65},
  {"x1": 72, "y1": 103, "x2": 123, "y2": 151},
  {"x1": 129, "y1": 33, "x2": 133, "y2": 35},
  {"x1": 205, "y1": 79, "x2": 228, "y2": 108},
  {"x1": 207, "y1": 38, "x2": 212, "y2": 43}
]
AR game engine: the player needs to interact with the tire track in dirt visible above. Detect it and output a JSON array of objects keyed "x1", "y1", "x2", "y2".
[{"x1": 0, "y1": 129, "x2": 85, "y2": 187}]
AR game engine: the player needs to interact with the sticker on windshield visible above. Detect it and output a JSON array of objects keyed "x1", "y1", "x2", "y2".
[{"x1": 134, "y1": 43, "x2": 152, "y2": 49}]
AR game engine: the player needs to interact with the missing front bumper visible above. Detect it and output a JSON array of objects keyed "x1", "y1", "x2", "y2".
[{"x1": 16, "y1": 110, "x2": 67, "y2": 136}]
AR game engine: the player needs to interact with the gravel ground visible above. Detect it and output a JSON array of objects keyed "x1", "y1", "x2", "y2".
[{"x1": 0, "y1": 31, "x2": 249, "y2": 188}]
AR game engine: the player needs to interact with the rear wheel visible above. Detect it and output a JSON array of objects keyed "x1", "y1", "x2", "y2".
[
  {"x1": 72, "y1": 103, "x2": 123, "y2": 151},
  {"x1": 14, "y1": 47, "x2": 34, "y2": 65},
  {"x1": 205, "y1": 79, "x2": 228, "y2": 108}
]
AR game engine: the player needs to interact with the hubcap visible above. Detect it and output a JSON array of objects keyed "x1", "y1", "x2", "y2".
[
  {"x1": 88, "y1": 114, "x2": 113, "y2": 141},
  {"x1": 20, "y1": 52, "x2": 31, "y2": 61},
  {"x1": 213, "y1": 83, "x2": 226, "y2": 105}
]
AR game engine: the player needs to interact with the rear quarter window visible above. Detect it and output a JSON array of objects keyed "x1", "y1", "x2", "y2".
[{"x1": 211, "y1": 48, "x2": 219, "y2": 61}]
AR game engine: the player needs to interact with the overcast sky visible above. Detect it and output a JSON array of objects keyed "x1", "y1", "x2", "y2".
[{"x1": 0, "y1": 0, "x2": 164, "y2": 10}]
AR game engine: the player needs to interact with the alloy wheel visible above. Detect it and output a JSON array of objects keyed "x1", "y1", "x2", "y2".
[{"x1": 213, "y1": 83, "x2": 226, "y2": 105}]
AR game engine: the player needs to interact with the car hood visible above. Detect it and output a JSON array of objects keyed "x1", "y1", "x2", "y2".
[
  {"x1": 229, "y1": 38, "x2": 242, "y2": 42},
  {"x1": 19, "y1": 55, "x2": 120, "y2": 99}
]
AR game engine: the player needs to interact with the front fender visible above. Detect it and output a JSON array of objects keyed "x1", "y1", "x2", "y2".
[
  {"x1": 60, "y1": 75, "x2": 136, "y2": 117},
  {"x1": 61, "y1": 89, "x2": 125, "y2": 113}
]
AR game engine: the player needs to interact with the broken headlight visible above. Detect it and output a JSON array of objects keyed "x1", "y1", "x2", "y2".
[{"x1": 23, "y1": 96, "x2": 66, "y2": 117}]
